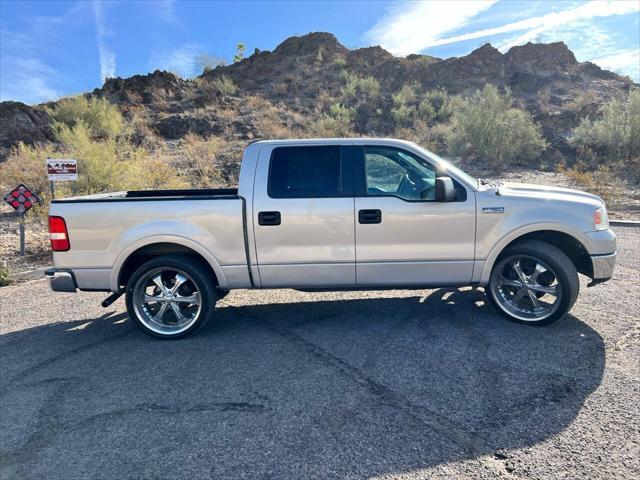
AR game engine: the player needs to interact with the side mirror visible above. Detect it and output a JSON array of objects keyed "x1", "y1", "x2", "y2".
[{"x1": 435, "y1": 176, "x2": 456, "y2": 202}]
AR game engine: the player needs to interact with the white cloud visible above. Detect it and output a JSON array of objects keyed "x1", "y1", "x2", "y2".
[
  {"x1": 0, "y1": 56, "x2": 60, "y2": 103},
  {"x1": 363, "y1": 0, "x2": 498, "y2": 55},
  {"x1": 149, "y1": 43, "x2": 204, "y2": 77},
  {"x1": 93, "y1": 0, "x2": 116, "y2": 82},
  {"x1": 432, "y1": 0, "x2": 639, "y2": 51},
  {"x1": 592, "y1": 49, "x2": 640, "y2": 80}
]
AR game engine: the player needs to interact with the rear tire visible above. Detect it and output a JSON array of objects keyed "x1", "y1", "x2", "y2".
[
  {"x1": 125, "y1": 255, "x2": 217, "y2": 339},
  {"x1": 486, "y1": 240, "x2": 579, "y2": 325}
]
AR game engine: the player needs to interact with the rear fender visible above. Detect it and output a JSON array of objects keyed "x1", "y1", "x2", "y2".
[{"x1": 110, "y1": 234, "x2": 227, "y2": 292}]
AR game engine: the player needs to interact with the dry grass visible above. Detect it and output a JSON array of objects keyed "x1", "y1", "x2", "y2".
[{"x1": 181, "y1": 133, "x2": 227, "y2": 187}]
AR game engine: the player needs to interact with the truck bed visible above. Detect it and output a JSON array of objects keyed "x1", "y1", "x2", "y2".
[
  {"x1": 52, "y1": 188, "x2": 239, "y2": 203},
  {"x1": 49, "y1": 190, "x2": 251, "y2": 291}
]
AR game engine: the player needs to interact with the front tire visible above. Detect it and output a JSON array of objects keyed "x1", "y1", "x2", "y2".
[
  {"x1": 125, "y1": 255, "x2": 217, "y2": 339},
  {"x1": 486, "y1": 240, "x2": 579, "y2": 325}
]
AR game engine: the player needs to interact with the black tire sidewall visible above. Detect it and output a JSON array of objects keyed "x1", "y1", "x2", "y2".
[
  {"x1": 487, "y1": 241, "x2": 579, "y2": 326},
  {"x1": 125, "y1": 255, "x2": 217, "y2": 339}
]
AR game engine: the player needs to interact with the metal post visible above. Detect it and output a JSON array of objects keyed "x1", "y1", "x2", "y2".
[
  {"x1": 49, "y1": 181, "x2": 56, "y2": 200},
  {"x1": 19, "y1": 214, "x2": 25, "y2": 257}
]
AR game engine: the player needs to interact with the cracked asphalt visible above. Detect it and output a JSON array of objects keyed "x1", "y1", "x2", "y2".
[{"x1": 1, "y1": 226, "x2": 638, "y2": 479}]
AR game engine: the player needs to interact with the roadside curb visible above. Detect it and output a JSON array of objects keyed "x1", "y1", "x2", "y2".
[
  {"x1": 610, "y1": 220, "x2": 640, "y2": 227},
  {"x1": 12, "y1": 268, "x2": 48, "y2": 282}
]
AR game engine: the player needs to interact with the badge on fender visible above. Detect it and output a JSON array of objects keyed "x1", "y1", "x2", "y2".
[{"x1": 482, "y1": 207, "x2": 505, "y2": 214}]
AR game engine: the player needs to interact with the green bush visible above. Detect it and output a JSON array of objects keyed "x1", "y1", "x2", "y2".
[
  {"x1": 391, "y1": 103, "x2": 414, "y2": 128},
  {"x1": 356, "y1": 76, "x2": 380, "y2": 98},
  {"x1": 210, "y1": 75, "x2": 238, "y2": 95},
  {"x1": 417, "y1": 99, "x2": 436, "y2": 122},
  {"x1": 311, "y1": 103, "x2": 354, "y2": 137},
  {"x1": 47, "y1": 96, "x2": 124, "y2": 139},
  {"x1": 445, "y1": 84, "x2": 547, "y2": 168},
  {"x1": 571, "y1": 89, "x2": 640, "y2": 163},
  {"x1": 0, "y1": 264, "x2": 11, "y2": 287},
  {"x1": 339, "y1": 74, "x2": 380, "y2": 105}
]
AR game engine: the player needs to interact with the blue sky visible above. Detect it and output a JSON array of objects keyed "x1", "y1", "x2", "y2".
[{"x1": 1, "y1": 0, "x2": 638, "y2": 104}]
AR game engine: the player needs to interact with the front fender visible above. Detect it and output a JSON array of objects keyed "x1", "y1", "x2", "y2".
[{"x1": 477, "y1": 222, "x2": 595, "y2": 285}]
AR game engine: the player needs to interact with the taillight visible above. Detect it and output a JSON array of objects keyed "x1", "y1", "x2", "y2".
[{"x1": 48, "y1": 216, "x2": 70, "y2": 251}]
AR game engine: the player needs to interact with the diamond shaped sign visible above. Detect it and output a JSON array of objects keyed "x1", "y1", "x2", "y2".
[{"x1": 3, "y1": 184, "x2": 40, "y2": 215}]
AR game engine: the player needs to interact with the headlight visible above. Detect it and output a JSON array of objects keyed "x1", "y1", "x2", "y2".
[{"x1": 593, "y1": 206, "x2": 609, "y2": 230}]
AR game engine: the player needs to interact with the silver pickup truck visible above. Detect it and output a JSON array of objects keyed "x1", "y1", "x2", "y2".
[{"x1": 46, "y1": 138, "x2": 616, "y2": 338}]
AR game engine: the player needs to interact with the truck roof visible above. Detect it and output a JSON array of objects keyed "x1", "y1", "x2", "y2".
[{"x1": 250, "y1": 138, "x2": 419, "y2": 148}]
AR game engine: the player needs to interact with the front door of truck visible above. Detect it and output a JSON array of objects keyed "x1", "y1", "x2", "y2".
[
  {"x1": 354, "y1": 145, "x2": 476, "y2": 286},
  {"x1": 252, "y1": 144, "x2": 356, "y2": 287}
]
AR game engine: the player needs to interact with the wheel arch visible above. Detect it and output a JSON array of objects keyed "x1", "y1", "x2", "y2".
[
  {"x1": 479, "y1": 224, "x2": 593, "y2": 284},
  {"x1": 111, "y1": 236, "x2": 226, "y2": 292}
]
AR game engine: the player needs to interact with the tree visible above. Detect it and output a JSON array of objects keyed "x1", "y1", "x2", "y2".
[{"x1": 234, "y1": 43, "x2": 246, "y2": 63}]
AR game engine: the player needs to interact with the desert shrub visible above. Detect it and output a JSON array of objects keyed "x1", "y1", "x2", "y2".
[
  {"x1": 564, "y1": 91, "x2": 598, "y2": 111},
  {"x1": 444, "y1": 84, "x2": 547, "y2": 168},
  {"x1": 339, "y1": 75, "x2": 358, "y2": 104},
  {"x1": 127, "y1": 154, "x2": 188, "y2": 191},
  {"x1": 339, "y1": 74, "x2": 380, "y2": 105},
  {"x1": 47, "y1": 96, "x2": 124, "y2": 139},
  {"x1": 182, "y1": 134, "x2": 226, "y2": 187},
  {"x1": 423, "y1": 88, "x2": 448, "y2": 112},
  {"x1": 210, "y1": 75, "x2": 238, "y2": 95},
  {"x1": 328, "y1": 103, "x2": 354, "y2": 122},
  {"x1": 356, "y1": 76, "x2": 380, "y2": 98},
  {"x1": 0, "y1": 124, "x2": 186, "y2": 216},
  {"x1": 272, "y1": 81, "x2": 289, "y2": 96},
  {"x1": 417, "y1": 99, "x2": 436, "y2": 122},
  {"x1": 393, "y1": 83, "x2": 418, "y2": 105},
  {"x1": 0, "y1": 263, "x2": 11, "y2": 287},
  {"x1": 391, "y1": 103, "x2": 414, "y2": 128},
  {"x1": 558, "y1": 162, "x2": 615, "y2": 202},
  {"x1": 571, "y1": 89, "x2": 640, "y2": 165},
  {"x1": 332, "y1": 55, "x2": 347, "y2": 70},
  {"x1": 437, "y1": 94, "x2": 465, "y2": 122},
  {"x1": 0, "y1": 142, "x2": 57, "y2": 213},
  {"x1": 54, "y1": 123, "x2": 129, "y2": 194}
]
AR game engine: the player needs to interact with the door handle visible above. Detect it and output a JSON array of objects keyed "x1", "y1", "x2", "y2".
[
  {"x1": 258, "y1": 211, "x2": 281, "y2": 226},
  {"x1": 358, "y1": 209, "x2": 381, "y2": 224}
]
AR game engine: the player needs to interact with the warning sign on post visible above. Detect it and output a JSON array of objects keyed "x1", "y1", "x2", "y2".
[{"x1": 46, "y1": 159, "x2": 78, "y2": 181}]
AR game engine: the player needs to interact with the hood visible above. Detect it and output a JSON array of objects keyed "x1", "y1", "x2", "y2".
[{"x1": 496, "y1": 182, "x2": 604, "y2": 208}]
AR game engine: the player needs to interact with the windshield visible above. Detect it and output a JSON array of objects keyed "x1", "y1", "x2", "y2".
[{"x1": 412, "y1": 144, "x2": 478, "y2": 188}]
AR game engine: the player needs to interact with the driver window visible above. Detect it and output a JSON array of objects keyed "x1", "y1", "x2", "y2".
[{"x1": 364, "y1": 147, "x2": 436, "y2": 200}]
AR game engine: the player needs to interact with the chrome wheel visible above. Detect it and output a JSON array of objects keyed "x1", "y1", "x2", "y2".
[
  {"x1": 132, "y1": 267, "x2": 202, "y2": 336},
  {"x1": 490, "y1": 255, "x2": 563, "y2": 322}
]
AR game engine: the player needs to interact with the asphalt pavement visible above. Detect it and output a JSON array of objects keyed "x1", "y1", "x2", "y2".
[{"x1": 1, "y1": 226, "x2": 638, "y2": 479}]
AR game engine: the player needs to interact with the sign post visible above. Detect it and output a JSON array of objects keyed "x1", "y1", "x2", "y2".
[
  {"x1": 46, "y1": 158, "x2": 78, "y2": 199},
  {"x1": 3, "y1": 184, "x2": 41, "y2": 256}
]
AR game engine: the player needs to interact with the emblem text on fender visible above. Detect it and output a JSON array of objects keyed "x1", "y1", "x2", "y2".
[{"x1": 482, "y1": 207, "x2": 505, "y2": 214}]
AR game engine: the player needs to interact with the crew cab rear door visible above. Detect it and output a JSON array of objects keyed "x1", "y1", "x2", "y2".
[
  {"x1": 353, "y1": 144, "x2": 476, "y2": 286},
  {"x1": 252, "y1": 144, "x2": 356, "y2": 287}
]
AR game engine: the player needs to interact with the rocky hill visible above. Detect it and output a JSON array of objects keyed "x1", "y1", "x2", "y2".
[{"x1": 0, "y1": 32, "x2": 635, "y2": 164}]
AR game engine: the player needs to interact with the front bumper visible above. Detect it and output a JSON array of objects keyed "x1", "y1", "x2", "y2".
[
  {"x1": 589, "y1": 252, "x2": 616, "y2": 285},
  {"x1": 45, "y1": 268, "x2": 77, "y2": 292}
]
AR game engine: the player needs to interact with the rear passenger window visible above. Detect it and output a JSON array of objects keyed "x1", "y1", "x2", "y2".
[{"x1": 268, "y1": 146, "x2": 345, "y2": 198}]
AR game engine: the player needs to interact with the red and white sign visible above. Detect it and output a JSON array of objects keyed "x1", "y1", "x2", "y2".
[
  {"x1": 46, "y1": 158, "x2": 78, "y2": 181},
  {"x1": 3, "y1": 184, "x2": 40, "y2": 215}
]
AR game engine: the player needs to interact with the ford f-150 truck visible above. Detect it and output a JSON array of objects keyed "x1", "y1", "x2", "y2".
[{"x1": 46, "y1": 139, "x2": 616, "y2": 338}]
